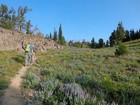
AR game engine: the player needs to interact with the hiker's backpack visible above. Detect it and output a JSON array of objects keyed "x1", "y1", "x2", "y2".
[{"x1": 25, "y1": 44, "x2": 31, "y2": 52}]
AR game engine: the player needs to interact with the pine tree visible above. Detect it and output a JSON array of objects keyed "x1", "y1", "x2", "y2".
[
  {"x1": 58, "y1": 24, "x2": 63, "y2": 44},
  {"x1": 58, "y1": 24, "x2": 62, "y2": 42},
  {"x1": 123, "y1": 30, "x2": 130, "y2": 42},
  {"x1": 109, "y1": 30, "x2": 116, "y2": 47},
  {"x1": 0, "y1": 4, "x2": 15, "y2": 29},
  {"x1": 53, "y1": 29, "x2": 57, "y2": 41},
  {"x1": 138, "y1": 29, "x2": 140, "y2": 39},
  {"x1": 91, "y1": 37, "x2": 96, "y2": 48},
  {"x1": 26, "y1": 20, "x2": 32, "y2": 34},
  {"x1": 10, "y1": 8, "x2": 17, "y2": 30},
  {"x1": 50, "y1": 33, "x2": 52, "y2": 39},
  {"x1": 115, "y1": 22, "x2": 125, "y2": 44},
  {"x1": 98, "y1": 38, "x2": 104, "y2": 48},
  {"x1": 105, "y1": 40, "x2": 109, "y2": 47},
  {"x1": 130, "y1": 29, "x2": 135, "y2": 40},
  {"x1": 61, "y1": 36, "x2": 66, "y2": 45},
  {"x1": 58, "y1": 24, "x2": 66, "y2": 45},
  {"x1": 0, "y1": 4, "x2": 8, "y2": 26}
]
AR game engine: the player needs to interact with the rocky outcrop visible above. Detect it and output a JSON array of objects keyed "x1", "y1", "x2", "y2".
[{"x1": 0, "y1": 28, "x2": 63, "y2": 51}]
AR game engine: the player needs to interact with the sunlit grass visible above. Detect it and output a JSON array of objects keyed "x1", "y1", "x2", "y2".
[
  {"x1": 22, "y1": 41, "x2": 140, "y2": 104},
  {"x1": 0, "y1": 51, "x2": 24, "y2": 96}
]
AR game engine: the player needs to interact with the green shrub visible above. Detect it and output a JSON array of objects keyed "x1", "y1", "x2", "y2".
[
  {"x1": 115, "y1": 43, "x2": 129, "y2": 56},
  {"x1": 23, "y1": 72, "x2": 40, "y2": 89},
  {"x1": 56, "y1": 74, "x2": 74, "y2": 83},
  {"x1": 33, "y1": 78, "x2": 59, "y2": 105},
  {"x1": 0, "y1": 81, "x2": 8, "y2": 90},
  {"x1": 53, "y1": 83, "x2": 96, "y2": 105}
]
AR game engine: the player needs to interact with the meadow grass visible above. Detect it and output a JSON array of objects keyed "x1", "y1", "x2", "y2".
[
  {"x1": 0, "y1": 51, "x2": 24, "y2": 96},
  {"x1": 23, "y1": 41, "x2": 140, "y2": 105}
]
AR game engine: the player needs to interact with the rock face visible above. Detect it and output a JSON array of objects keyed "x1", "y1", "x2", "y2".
[{"x1": 0, "y1": 28, "x2": 63, "y2": 51}]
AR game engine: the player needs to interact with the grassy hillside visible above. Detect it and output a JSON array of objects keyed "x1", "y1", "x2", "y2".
[
  {"x1": 0, "y1": 51, "x2": 23, "y2": 97},
  {"x1": 22, "y1": 40, "x2": 140, "y2": 105},
  {"x1": 125, "y1": 39, "x2": 140, "y2": 49}
]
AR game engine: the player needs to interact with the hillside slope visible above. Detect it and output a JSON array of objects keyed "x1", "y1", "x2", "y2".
[
  {"x1": 0, "y1": 28, "x2": 62, "y2": 51},
  {"x1": 22, "y1": 40, "x2": 140, "y2": 104}
]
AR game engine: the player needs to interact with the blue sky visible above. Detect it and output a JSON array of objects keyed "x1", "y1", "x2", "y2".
[{"x1": 1, "y1": 0, "x2": 140, "y2": 42}]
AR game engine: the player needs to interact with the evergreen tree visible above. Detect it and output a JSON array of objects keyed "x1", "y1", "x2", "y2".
[
  {"x1": 135, "y1": 30, "x2": 139, "y2": 39},
  {"x1": 130, "y1": 29, "x2": 135, "y2": 40},
  {"x1": 123, "y1": 30, "x2": 130, "y2": 42},
  {"x1": 109, "y1": 30, "x2": 116, "y2": 47},
  {"x1": 58, "y1": 24, "x2": 62, "y2": 43},
  {"x1": 26, "y1": 20, "x2": 32, "y2": 34},
  {"x1": 53, "y1": 29, "x2": 57, "y2": 41},
  {"x1": 0, "y1": 4, "x2": 8, "y2": 17},
  {"x1": 138, "y1": 29, "x2": 140, "y2": 39},
  {"x1": 115, "y1": 22, "x2": 125, "y2": 44},
  {"x1": 91, "y1": 37, "x2": 96, "y2": 48},
  {"x1": 0, "y1": 4, "x2": 8, "y2": 26},
  {"x1": 98, "y1": 38, "x2": 104, "y2": 48},
  {"x1": 10, "y1": 8, "x2": 17, "y2": 30},
  {"x1": 58, "y1": 24, "x2": 66, "y2": 45},
  {"x1": 50, "y1": 33, "x2": 52, "y2": 39},
  {"x1": 105, "y1": 40, "x2": 109, "y2": 47},
  {"x1": 68, "y1": 40, "x2": 74, "y2": 46},
  {"x1": 61, "y1": 36, "x2": 66, "y2": 45},
  {"x1": 0, "y1": 4, "x2": 15, "y2": 29}
]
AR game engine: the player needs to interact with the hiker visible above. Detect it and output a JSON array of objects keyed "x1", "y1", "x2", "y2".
[
  {"x1": 32, "y1": 44, "x2": 37, "y2": 61},
  {"x1": 30, "y1": 44, "x2": 35, "y2": 63},
  {"x1": 24, "y1": 43, "x2": 32, "y2": 66}
]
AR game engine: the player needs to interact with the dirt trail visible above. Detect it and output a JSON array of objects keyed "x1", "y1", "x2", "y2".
[{"x1": 1, "y1": 66, "x2": 29, "y2": 105}]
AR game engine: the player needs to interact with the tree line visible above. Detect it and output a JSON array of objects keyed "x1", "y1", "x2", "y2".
[
  {"x1": 109, "y1": 22, "x2": 140, "y2": 47},
  {"x1": 45, "y1": 24, "x2": 66, "y2": 45},
  {"x1": 69, "y1": 22, "x2": 140, "y2": 48}
]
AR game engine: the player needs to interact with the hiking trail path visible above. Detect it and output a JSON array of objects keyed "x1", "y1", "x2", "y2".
[{"x1": 1, "y1": 65, "x2": 31, "y2": 105}]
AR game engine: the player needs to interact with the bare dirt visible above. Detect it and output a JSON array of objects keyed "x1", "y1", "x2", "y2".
[{"x1": 1, "y1": 66, "x2": 29, "y2": 105}]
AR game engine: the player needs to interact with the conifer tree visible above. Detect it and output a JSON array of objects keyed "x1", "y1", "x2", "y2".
[
  {"x1": 105, "y1": 40, "x2": 109, "y2": 47},
  {"x1": 50, "y1": 33, "x2": 52, "y2": 39},
  {"x1": 98, "y1": 38, "x2": 104, "y2": 48},
  {"x1": 0, "y1": 4, "x2": 15, "y2": 29},
  {"x1": 0, "y1": 4, "x2": 8, "y2": 26},
  {"x1": 109, "y1": 30, "x2": 116, "y2": 47},
  {"x1": 26, "y1": 20, "x2": 32, "y2": 34},
  {"x1": 91, "y1": 37, "x2": 96, "y2": 48},
  {"x1": 53, "y1": 29, "x2": 57, "y2": 41},
  {"x1": 123, "y1": 30, "x2": 130, "y2": 42},
  {"x1": 58, "y1": 24, "x2": 66, "y2": 45},
  {"x1": 115, "y1": 22, "x2": 125, "y2": 44},
  {"x1": 58, "y1": 24, "x2": 62, "y2": 43},
  {"x1": 138, "y1": 29, "x2": 140, "y2": 39}
]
